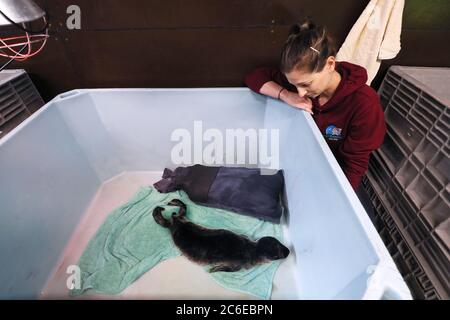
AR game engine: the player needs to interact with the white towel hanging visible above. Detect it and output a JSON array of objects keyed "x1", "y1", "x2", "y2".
[{"x1": 336, "y1": 0, "x2": 405, "y2": 85}]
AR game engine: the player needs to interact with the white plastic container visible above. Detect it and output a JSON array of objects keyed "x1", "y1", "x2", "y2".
[{"x1": 0, "y1": 88, "x2": 412, "y2": 299}]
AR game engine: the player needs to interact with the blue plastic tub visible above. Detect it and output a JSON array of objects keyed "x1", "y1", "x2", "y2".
[{"x1": 0, "y1": 88, "x2": 412, "y2": 299}]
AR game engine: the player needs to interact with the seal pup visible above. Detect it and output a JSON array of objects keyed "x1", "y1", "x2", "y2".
[{"x1": 153, "y1": 199, "x2": 289, "y2": 272}]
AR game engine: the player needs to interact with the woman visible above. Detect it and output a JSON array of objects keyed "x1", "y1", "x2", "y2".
[{"x1": 245, "y1": 20, "x2": 386, "y2": 207}]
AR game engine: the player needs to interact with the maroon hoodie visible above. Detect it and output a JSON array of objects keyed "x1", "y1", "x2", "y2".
[{"x1": 245, "y1": 61, "x2": 386, "y2": 190}]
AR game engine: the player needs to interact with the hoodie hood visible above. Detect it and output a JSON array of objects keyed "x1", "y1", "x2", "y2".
[{"x1": 313, "y1": 61, "x2": 368, "y2": 111}]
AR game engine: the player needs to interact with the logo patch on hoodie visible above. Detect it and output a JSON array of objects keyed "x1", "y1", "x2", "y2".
[{"x1": 325, "y1": 125, "x2": 343, "y2": 141}]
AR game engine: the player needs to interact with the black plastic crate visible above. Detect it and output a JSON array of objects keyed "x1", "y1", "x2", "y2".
[
  {"x1": 363, "y1": 177, "x2": 442, "y2": 300},
  {"x1": 365, "y1": 66, "x2": 449, "y2": 299}
]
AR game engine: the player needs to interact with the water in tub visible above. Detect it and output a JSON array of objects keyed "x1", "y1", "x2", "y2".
[{"x1": 41, "y1": 171, "x2": 299, "y2": 299}]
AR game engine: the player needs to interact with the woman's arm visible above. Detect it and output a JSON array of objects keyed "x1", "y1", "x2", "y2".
[
  {"x1": 244, "y1": 67, "x2": 313, "y2": 114},
  {"x1": 244, "y1": 67, "x2": 294, "y2": 93}
]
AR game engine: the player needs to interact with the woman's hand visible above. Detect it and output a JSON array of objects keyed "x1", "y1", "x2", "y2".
[
  {"x1": 280, "y1": 90, "x2": 314, "y2": 115},
  {"x1": 259, "y1": 82, "x2": 314, "y2": 114}
]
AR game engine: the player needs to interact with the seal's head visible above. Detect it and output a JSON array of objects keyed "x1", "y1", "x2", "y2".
[{"x1": 257, "y1": 237, "x2": 290, "y2": 261}]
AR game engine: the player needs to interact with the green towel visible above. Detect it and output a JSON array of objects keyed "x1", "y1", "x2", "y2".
[{"x1": 70, "y1": 186, "x2": 284, "y2": 299}]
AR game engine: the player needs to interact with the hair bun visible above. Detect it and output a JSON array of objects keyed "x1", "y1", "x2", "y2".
[
  {"x1": 288, "y1": 24, "x2": 301, "y2": 36},
  {"x1": 300, "y1": 19, "x2": 316, "y2": 32},
  {"x1": 289, "y1": 19, "x2": 316, "y2": 36}
]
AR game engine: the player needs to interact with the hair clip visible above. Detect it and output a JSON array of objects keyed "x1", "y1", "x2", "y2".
[{"x1": 309, "y1": 46, "x2": 320, "y2": 54}]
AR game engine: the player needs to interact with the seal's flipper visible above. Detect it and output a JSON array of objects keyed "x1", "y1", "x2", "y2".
[
  {"x1": 168, "y1": 198, "x2": 186, "y2": 208},
  {"x1": 152, "y1": 206, "x2": 172, "y2": 228},
  {"x1": 167, "y1": 199, "x2": 187, "y2": 217}
]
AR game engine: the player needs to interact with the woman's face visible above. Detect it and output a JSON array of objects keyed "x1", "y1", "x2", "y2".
[{"x1": 285, "y1": 56, "x2": 336, "y2": 99}]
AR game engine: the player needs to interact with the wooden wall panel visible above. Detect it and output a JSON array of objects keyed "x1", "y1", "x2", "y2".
[{"x1": 0, "y1": 0, "x2": 448, "y2": 101}]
